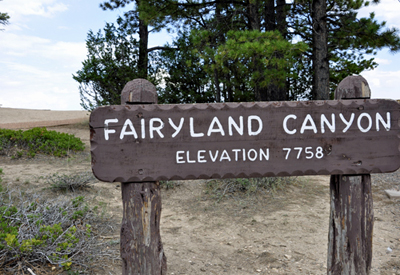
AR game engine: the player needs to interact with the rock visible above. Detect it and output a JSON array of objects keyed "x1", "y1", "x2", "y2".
[
  {"x1": 284, "y1": 254, "x2": 292, "y2": 260},
  {"x1": 385, "y1": 190, "x2": 400, "y2": 199}
]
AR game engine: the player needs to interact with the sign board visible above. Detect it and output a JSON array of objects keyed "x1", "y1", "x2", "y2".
[{"x1": 90, "y1": 99, "x2": 400, "y2": 182}]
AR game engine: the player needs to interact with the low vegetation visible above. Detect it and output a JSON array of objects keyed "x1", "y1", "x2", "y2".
[
  {"x1": 205, "y1": 177, "x2": 297, "y2": 202},
  {"x1": 46, "y1": 172, "x2": 97, "y2": 192},
  {"x1": 0, "y1": 184, "x2": 116, "y2": 274},
  {"x1": 0, "y1": 127, "x2": 84, "y2": 158}
]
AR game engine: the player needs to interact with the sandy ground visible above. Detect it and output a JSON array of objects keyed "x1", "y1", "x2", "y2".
[
  {"x1": 0, "y1": 109, "x2": 399, "y2": 274},
  {"x1": 0, "y1": 107, "x2": 89, "y2": 129}
]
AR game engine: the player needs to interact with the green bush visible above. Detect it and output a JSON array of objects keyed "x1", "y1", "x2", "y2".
[
  {"x1": 0, "y1": 127, "x2": 84, "y2": 158},
  {"x1": 0, "y1": 189, "x2": 111, "y2": 272}
]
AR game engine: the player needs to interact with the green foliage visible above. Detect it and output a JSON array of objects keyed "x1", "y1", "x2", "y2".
[
  {"x1": 93, "y1": 0, "x2": 400, "y2": 102},
  {"x1": 158, "y1": 31, "x2": 216, "y2": 103},
  {"x1": 192, "y1": 29, "x2": 307, "y2": 101},
  {"x1": 0, "y1": 127, "x2": 84, "y2": 158},
  {"x1": 159, "y1": 180, "x2": 181, "y2": 190},
  {"x1": 0, "y1": 168, "x2": 3, "y2": 187},
  {"x1": 290, "y1": 0, "x2": 400, "y2": 98},
  {"x1": 73, "y1": 15, "x2": 161, "y2": 110},
  {"x1": 205, "y1": 177, "x2": 296, "y2": 202},
  {"x1": 0, "y1": 189, "x2": 104, "y2": 271},
  {"x1": 0, "y1": 0, "x2": 10, "y2": 30}
]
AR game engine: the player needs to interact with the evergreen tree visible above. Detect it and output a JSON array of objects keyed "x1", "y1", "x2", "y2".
[
  {"x1": 76, "y1": 0, "x2": 400, "y2": 106},
  {"x1": 73, "y1": 20, "x2": 143, "y2": 110},
  {"x1": 290, "y1": 0, "x2": 400, "y2": 99},
  {"x1": 158, "y1": 31, "x2": 215, "y2": 103}
]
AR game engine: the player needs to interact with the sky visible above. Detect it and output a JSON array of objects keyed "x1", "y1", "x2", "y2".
[{"x1": 0, "y1": 0, "x2": 400, "y2": 111}]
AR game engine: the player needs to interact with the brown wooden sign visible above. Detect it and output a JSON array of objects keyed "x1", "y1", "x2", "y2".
[{"x1": 90, "y1": 99, "x2": 400, "y2": 182}]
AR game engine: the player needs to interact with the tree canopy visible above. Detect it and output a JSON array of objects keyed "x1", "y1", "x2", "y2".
[
  {"x1": 74, "y1": 0, "x2": 400, "y2": 109},
  {"x1": 0, "y1": 0, "x2": 10, "y2": 30}
]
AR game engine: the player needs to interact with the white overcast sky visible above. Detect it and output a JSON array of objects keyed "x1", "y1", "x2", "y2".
[{"x1": 0, "y1": 0, "x2": 399, "y2": 110}]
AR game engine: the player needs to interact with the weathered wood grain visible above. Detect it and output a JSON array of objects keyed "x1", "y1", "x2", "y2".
[
  {"x1": 118, "y1": 79, "x2": 167, "y2": 275},
  {"x1": 328, "y1": 75, "x2": 374, "y2": 275},
  {"x1": 90, "y1": 99, "x2": 400, "y2": 182}
]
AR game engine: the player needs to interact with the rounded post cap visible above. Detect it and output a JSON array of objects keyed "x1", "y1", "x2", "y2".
[
  {"x1": 334, "y1": 75, "x2": 371, "y2": 100},
  {"x1": 121, "y1": 79, "x2": 158, "y2": 104}
]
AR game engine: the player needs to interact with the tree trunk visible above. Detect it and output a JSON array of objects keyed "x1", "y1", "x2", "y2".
[
  {"x1": 264, "y1": 0, "x2": 288, "y2": 101},
  {"x1": 137, "y1": 0, "x2": 149, "y2": 79},
  {"x1": 311, "y1": 0, "x2": 329, "y2": 100},
  {"x1": 276, "y1": 0, "x2": 287, "y2": 38},
  {"x1": 327, "y1": 75, "x2": 373, "y2": 275},
  {"x1": 214, "y1": 68, "x2": 221, "y2": 102},
  {"x1": 264, "y1": 0, "x2": 275, "y2": 31}
]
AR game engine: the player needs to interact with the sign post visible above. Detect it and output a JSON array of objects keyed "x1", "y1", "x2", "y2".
[
  {"x1": 117, "y1": 79, "x2": 167, "y2": 275},
  {"x1": 90, "y1": 76, "x2": 399, "y2": 275},
  {"x1": 327, "y1": 75, "x2": 374, "y2": 275}
]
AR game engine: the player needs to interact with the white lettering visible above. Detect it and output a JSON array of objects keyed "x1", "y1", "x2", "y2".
[
  {"x1": 187, "y1": 151, "x2": 196, "y2": 163},
  {"x1": 300, "y1": 114, "x2": 317, "y2": 134},
  {"x1": 176, "y1": 151, "x2": 185, "y2": 163},
  {"x1": 141, "y1": 118, "x2": 145, "y2": 139},
  {"x1": 228, "y1": 116, "x2": 244, "y2": 136},
  {"x1": 283, "y1": 114, "x2": 297, "y2": 135},
  {"x1": 357, "y1": 113, "x2": 372, "y2": 133},
  {"x1": 104, "y1": 118, "x2": 118, "y2": 140},
  {"x1": 321, "y1": 114, "x2": 335, "y2": 134},
  {"x1": 232, "y1": 149, "x2": 241, "y2": 161},
  {"x1": 209, "y1": 150, "x2": 219, "y2": 162},
  {"x1": 339, "y1": 113, "x2": 355, "y2": 133},
  {"x1": 219, "y1": 150, "x2": 231, "y2": 162},
  {"x1": 149, "y1": 118, "x2": 165, "y2": 138},
  {"x1": 247, "y1": 149, "x2": 257, "y2": 161},
  {"x1": 207, "y1": 117, "x2": 225, "y2": 136},
  {"x1": 259, "y1": 149, "x2": 269, "y2": 161},
  {"x1": 120, "y1": 119, "x2": 138, "y2": 140},
  {"x1": 190, "y1": 117, "x2": 204, "y2": 137},
  {"x1": 169, "y1": 118, "x2": 184, "y2": 138},
  {"x1": 376, "y1": 112, "x2": 391, "y2": 131},
  {"x1": 248, "y1": 115, "x2": 263, "y2": 136},
  {"x1": 198, "y1": 150, "x2": 206, "y2": 163}
]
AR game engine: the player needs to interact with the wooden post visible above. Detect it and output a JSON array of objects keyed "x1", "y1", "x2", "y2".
[
  {"x1": 327, "y1": 75, "x2": 373, "y2": 274},
  {"x1": 120, "y1": 79, "x2": 167, "y2": 275}
]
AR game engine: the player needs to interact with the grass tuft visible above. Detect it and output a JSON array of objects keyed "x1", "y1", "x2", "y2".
[
  {"x1": 205, "y1": 177, "x2": 297, "y2": 202},
  {"x1": 46, "y1": 172, "x2": 96, "y2": 192}
]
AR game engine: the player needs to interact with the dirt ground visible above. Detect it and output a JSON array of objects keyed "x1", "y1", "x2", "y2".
[{"x1": 0, "y1": 120, "x2": 399, "y2": 274}]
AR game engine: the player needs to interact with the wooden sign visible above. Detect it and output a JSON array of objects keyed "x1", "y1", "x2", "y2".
[{"x1": 90, "y1": 99, "x2": 400, "y2": 182}]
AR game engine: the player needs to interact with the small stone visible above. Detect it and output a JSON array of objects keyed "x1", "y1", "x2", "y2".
[
  {"x1": 284, "y1": 254, "x2": 292, "y2": 260},
  {"x1": 200, "y1": 267, "x2": 206, "y2": 272},
  {"x1": 385, "y1": 190, "x2": 400, "y2": 199},
  {"x1": 256, "y1": 269, "x2": 262, "y2": 272}
]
